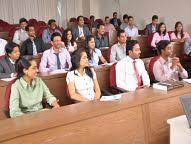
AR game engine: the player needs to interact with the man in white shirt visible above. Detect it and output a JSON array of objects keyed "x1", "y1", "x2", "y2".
[
  {"x1": 13, "y1": 18, "x2": 29, "y2": 45},
  {"x1": 0, "y1": 38, "x2": 7, "y2": 56},
  {"x1": 124, "y1": 16, "x2": 138, "y2": 38},
  {"x1": 110, "y1": 29, "x2": 127, "y2": 62},
  {"x1": 116, "y1": 40, "x2": 150, "y2": 91}
]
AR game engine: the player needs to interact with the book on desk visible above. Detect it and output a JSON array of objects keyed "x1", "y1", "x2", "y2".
[{"x1": 153, "y1": 80, "x2": 184, "y2": 91}]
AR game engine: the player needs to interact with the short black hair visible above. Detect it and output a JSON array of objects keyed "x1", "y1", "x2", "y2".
[
  {"x1": 128, "y1": 16, "x2": 134, "y2": 20},
  {"x1": 126, "y1": 40, "x2": 139, "y2": 55},
  {"x1": 152, "y1": 15, "x2": 158, "y2": 21},
  {"x1": 25, "y1": 24, "x2": 34, "y2": 32},
  {"x1": 90, "y1": 15, "x2": 95, "y2": 20},
  {"x1": 113, "y1": 12, "x2": 117, "y2": 16},
  {"x1": 48, "y1": 19, "x2": 56, "y2": 26},
  {"x1": 123, "y1": 14, "x2": 128, "y2": 20},
  {"x1": 105, "y1": 16, "x2": 109, "y2": 21},
  {"x1": 97, "y1": 24, "x2": 104, "y2": 29},
  {"x1": 77, "y1": 16, "x2": 84, "y2": 22},
  {"x1": 117, "y1": 29, "x2": 125, "y2": 37},
  {"x1": 51, "y1": 32, "x2": 61, "y2": 41},
  {"x1": 5, "y1": 42, "x2": 19, "y2": 54},
  {"x1": 19, "y1": 18, "x2": 28, "y2": 24},
  {"x1": 156, "y1": 40, "x2": 171, "y2": 54}
]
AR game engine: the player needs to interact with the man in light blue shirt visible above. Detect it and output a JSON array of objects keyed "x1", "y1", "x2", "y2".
[{"x1": 42, "y1": 19, "x2": 62, "y2": 44}]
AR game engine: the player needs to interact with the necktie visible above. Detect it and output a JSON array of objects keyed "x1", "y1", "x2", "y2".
[
  {"x1": 32, "y1": 40, "x2": 37, "y2": 55},
  {"x1": 133, "y1": 60, "x2": 142, "y2": 87},
  {"x1": 54, "y1": 53, "x2": 61, "y2": 69}
]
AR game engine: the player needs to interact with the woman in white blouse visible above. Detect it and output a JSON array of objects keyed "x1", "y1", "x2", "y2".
[
  {"x1": 66, "y1": 48, "x2": 101, "y2": 102},
  {"x1": 62, "y1": 29, "x2": 77, "y2": 53}
]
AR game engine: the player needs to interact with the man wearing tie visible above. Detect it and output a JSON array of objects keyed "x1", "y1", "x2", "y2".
[
  {"x1": 115, "y1": 40, "x2": 150, "y2": 91},
  {"x1": 0, "y1": 42, "x2": 20, "y2": 79},
  {"x1": 20, "y1": 24, "x2": 46, "y2": 56},
  {"x1": 39, "y1": 32, "x2": 72, "y2": 72}
]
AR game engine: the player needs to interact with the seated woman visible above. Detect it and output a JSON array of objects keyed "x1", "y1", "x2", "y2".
[
  {"x1": 170, "y1": 21, "x2": 190, "y2": 43},
  {"x1": 66, "y1": 48, "x2": 101, "y2": 102},
  {"x1": 151, "y1": 22, "x2": 170, "y2": 49},
  {"x1": 0, "y1": 42, "x2": 20, "y2": 79},
  {"x1": 62, "y1": 28, "x2": 77, "y2": 53},
  {"x1": 9, "y1": 57, "x2": 60, "y2": 118},
  {"x1": 85, "y1": 35, "x2": 107, "y2": 67},
  {"x1": 153, "y1": 40, "x2": 188, "y2": 82}
]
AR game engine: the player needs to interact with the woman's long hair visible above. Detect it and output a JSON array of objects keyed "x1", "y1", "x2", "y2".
[
  {"x1": 157, "y1": 22, "x2": 167, "y2": 36},
  {"x1": 174, "y1": 21, "x2": 184, "y2": 39},
  {"x1": 62, "y1": 28, "x2": 75, "y2": 47},
  {"x1": 70, "y1": 48, "x2": 93, "y2": 79},
  {"x1": 85, "y1": 35, "x2": 95, "y2": 61}
]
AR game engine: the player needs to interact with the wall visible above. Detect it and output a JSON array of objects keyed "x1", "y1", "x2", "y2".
[{"x1": 91, "y1": 0, "x2": 191, "y2": 33}]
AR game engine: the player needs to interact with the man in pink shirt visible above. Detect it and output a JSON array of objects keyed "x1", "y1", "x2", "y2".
[
  {"x1": 153, "y1": 40, "x2": 188, "y2": 82},
  {"x1": 104, "y1": 16, "x2": 115, "y2": 33}
]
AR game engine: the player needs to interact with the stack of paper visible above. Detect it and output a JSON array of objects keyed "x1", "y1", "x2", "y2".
[{"x1": 100, "y1": 94, "x2": 122, "y2": 101}]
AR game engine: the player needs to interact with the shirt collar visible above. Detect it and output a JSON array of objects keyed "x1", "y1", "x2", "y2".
[
  {"x1": 9, "y1": 58, "x2": 15, "y2": 64},
  {"x1": 50, "y1": 47, "x2": 62, "y2": 54},
  {"x1": 117, "y1": 42, "x2": 126, "y2": 48},
  {"x1": 20, "y1": 77, "x2": 36, "y2": 89},
  {"x1": 159, "y1": 56, "x2": 171, "y2": 64},
  {"x1": 126, "y1": 55, "x2": 138, "y2": 63},
  {"x1": 74, "y1": 69, "x2": 86, "y2": 77}
]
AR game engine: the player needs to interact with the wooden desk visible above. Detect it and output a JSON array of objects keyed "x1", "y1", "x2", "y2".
[
  {"x1": 0, "y1": 65, "x2": 110, "y2": 120},
  {"x1": 0, "y1": 84, "x2": 190, "y2": 144}
]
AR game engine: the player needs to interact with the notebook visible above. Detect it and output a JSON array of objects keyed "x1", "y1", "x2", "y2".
[{"x1": 179, "y1": 95, "x2": 191, "y2": 128}]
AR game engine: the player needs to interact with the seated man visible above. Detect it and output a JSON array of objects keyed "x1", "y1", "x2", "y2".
[
  {"x1": 116, "y1": 40, "x2": 150, "y2": 91},
  {"x1": 0, "y1": 42, "x2": 20, "y2": 79},
  {"x1": 72, "y1": 15, "x2": 91, "y2": 41},
  {"x1": 13, "y1": 18, "x2": 29, "y2": 45},
  {"x1": 90, "y1": 15, "x2": 98, "y2": 29},
  {"x1": 120, "y1": 14, "x2": 128, "y2": 30},
  {"x1": 42, "y1": 19, "x2": 62, "y2": 44},
  {"x1": 39, "y1": 32, "x2": 72, "y2": 72},
  {"x1": 104, "y1": 16, "x2": 116, "y2": 33},
  {"x1": 145, "y1": 15, "x2": 159, "y2": 36},
  {"x1": 94, "y1": 24, "x2": 109, "y2": 48},
  {"x1": 124, "y1": 16, "x2": 138, "y2": 38},
  {"x1": 110, "y1": 29, "x2": 127, "y2": 62},
  {"x1": 20, "y1": 24, "x2": 45, "y2": 56},
  {"x1": 110, "y1": 12, "x2": 121, "y2": 30},
  {"x1": 0, "y1": 38, "x2": 7, "y2": 56},
  {"x1": 153, "y1": 40, "x2": 188, "y2": 82}
]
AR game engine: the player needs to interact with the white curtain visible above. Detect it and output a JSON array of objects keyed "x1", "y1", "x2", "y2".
[{"x1": 0, "y1": 0, "x2": 57, "y2": 24}]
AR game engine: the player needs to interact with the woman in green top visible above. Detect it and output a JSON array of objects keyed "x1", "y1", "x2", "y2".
[{"x1": 9, "y1": 57, "x2": 60, "y2": 118}]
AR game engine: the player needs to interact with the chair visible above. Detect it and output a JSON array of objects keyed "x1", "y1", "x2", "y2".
[
  {"x1": 106, "y1": 47, "x2": 111, "y2": 62},
  {"x1": 108, "y1": 63, "x2": 128, "y2": 94},
  {"x1": 148, "y1": 56, "x2": 160, "y2": 83},
  {"x1": 4, "y1": 79, "x2": 16, "y2": 117},
  {"x1": 37, "y1": 26, "x2": 47, "y2": 38},
  {"x1": 69, "y1": 17, "x2": 77, "y2": 23},
  {"x1": 95, "y1": 19, "x2": 104, "y2": 25}
]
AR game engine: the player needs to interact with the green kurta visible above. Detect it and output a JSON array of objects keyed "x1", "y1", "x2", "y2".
[{"x1": 9, "y1": 77, "x2": 56, "y2": 118}]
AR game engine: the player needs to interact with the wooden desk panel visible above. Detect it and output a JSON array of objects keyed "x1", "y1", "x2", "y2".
[
  {"x1": 0, "y1": 85, "x2": 191, "y2": 144},
  {"x1": 1, "y1": 106, "x2": 145, "y2": 144}
]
